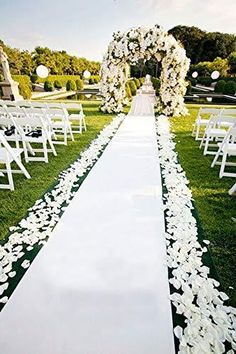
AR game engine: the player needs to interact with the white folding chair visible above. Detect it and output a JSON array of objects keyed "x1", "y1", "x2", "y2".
[
  {"x1": 200, "y1": 116, "x2": 236, "y2": 155},
  {"x1": 61, "y1": 102, "x2": 87, "y2": 134},
  {"x1": 229, "y1": 182, "x2": 236, "y2": 195},
  {"x1": 43, "y1": 107, "x2": 74, "y2": 145},
  {"x1": 211, "y1": 126, "x2": 236, "y2": 178},
  {"x1": 0, "y1": 132, "x2": 30, "y2": 191},
  {"x1": 192, "y1": 108, "x2": 222, "y2": 141},
  {"x1": 11, "y1": 108, "x2": 57, "y2": 163}
]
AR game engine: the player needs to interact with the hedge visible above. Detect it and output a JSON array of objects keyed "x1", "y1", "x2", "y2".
[
  {"x1": 66, "y1": 80, "x2": 76, "y2": 91},
  {"x1": 223, "y1": 81, "x2": 236, "y2": 95},
  {"x1": 151, "y1": 77, "x2": 161, "y2": 94},
  {"x1": 133, "y1": 78, "x2": 141, "y2": 89},
  {"x1": 75, "y1": 78, "x2": 84, "y2": 90},
  {"x1": 44, "y1": 80, "x2": 54, "y2": 92},
  {"x1": 127, "y1": 80, "x2": 137, "y2": 96},
  {"x1": 214, "y1": 80, "x2": 226, "y2": 93},
  {"x1": 125, "y1": 82, "x2": 132, "y2": 99},
  {"x1": 36, "y1": 75, "x2": 82, "y2": 86},
  {"x1": 12, "y1": 75, "x2": 32, "y2": 99},
  {"x1": 54, "y1": 80, "x2": 62, "y2": 89},
  {"x1": 89, "y1": 75, "x2": 100, "y2": 84}
]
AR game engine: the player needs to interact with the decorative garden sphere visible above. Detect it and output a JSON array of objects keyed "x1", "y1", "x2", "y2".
[
  {"x1": 36, "y1": 65, "x2": 49, "y2": 79},
  {"x1": 211, "y1": 71, "x2": 220, "y2": 80},
  {"x1": 192, "y1": 71, "x2": 198, "y2": 79},
  {"x1": 83, "y1": 70, "x2": 91, "y2": 79}
]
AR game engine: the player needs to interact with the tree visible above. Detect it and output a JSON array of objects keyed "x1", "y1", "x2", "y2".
[
  {"x1": 169, "y1": 26, "x2": 236, "y2": 64},
  {"x1": 228, "y1": 52, "x2": 236, "y2": 74}
]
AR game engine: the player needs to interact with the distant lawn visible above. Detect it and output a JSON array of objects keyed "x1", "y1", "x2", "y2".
[
  {"x1": 0, "y1": 100, "x2": 112, "y2": 241},
  {"x1": 171, "y1": 104, "x2": 236, "y2": 304}
]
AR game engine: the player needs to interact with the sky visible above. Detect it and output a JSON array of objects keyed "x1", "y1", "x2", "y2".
[{"x1": 0, "y1": 0, "x2": 235, "y2": 61}]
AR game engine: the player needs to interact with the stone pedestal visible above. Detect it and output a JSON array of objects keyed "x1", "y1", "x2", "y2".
[{"x1": 0, "y1": 80, "x2": 23, "y2": 101}]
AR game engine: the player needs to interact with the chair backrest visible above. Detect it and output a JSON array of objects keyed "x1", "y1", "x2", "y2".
[
  {"x1": 0, "y1": 131, "x2": 20, "y2": 159},
  {"x1": 11, "y1": 108, "x2": 46, "y2": 130},
  {"x1": 46, "y1": 102, "x2": 63, "y2": 109},
  {"x1": 4, "y1": 106, "x2": 25, "y2": 118},
  {"x1": 221, "y1": 108, "x2": 236, "y2": 117},
  {"x1": 219, "y1": 115, "x2": 236, "y2": 126},
  {"x1": 0, "y1": 115, "x2": 13, "y2": 128},
  {"x1": 30, "y1": 101, "x2": 48, "y2": 109},
  {"x1": 197, "y1": 107, "x2": 221, "y2": 122},
  {"x1": 62, "y1": 102, "x2": 83, "y2": 115},
  {"x1": 0, "y1": 100, "x2": 18, "y2": 107}
]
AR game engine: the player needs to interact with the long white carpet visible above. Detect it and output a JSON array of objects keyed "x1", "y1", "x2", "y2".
[{"x1": 0, "y1": 115, "x2": 175, "y2": 354}]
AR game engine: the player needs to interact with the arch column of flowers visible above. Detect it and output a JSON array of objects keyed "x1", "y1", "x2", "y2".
[{"x1": 100, "y1": 25, "x2": 190, "y2": 116}]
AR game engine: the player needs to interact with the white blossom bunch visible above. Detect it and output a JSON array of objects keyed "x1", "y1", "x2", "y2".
[
  {"x1": 100, "y1": 25, "x2": 190, "y2": 116},
  {"x1": 0, "y1": 114, "x2": 125, "y2": 306},
  {"x1": 156, "y1": 115, "x2": 236, "y2": 354}
]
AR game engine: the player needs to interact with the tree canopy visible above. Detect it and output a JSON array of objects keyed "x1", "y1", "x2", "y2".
[
  {"x1": 0, "y1": 40, "x2": 100, "y2": 77},
  {"x1": 169, "y1": 25, "x2": 236, "y2": 64}
]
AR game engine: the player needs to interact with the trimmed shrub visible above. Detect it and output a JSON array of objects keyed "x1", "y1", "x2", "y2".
[
  {"x1": 54, "y1": 80, "x2": 62, "y2": 89},
  {"x1": 128, "y1": 80, "x2": 137, "y2": 96},
  {"x1": 214, "y1": 80, "x2": 226, "y2": 93},
  {"x1": 75, "y1": 78, "x2": 84, "y2": 90},
  {"x1": 12, "y1": 75, "x2": 32, "y2": 99},
  {"x1": 125, "y1": 83, "x2": 132, "y2": 99},
  {"x1": 197, "y1": 77, "x2": 212, "y2": 86},
  {"x1": 30, "y1": 74, "x2": 38, "y2": 84},
  {"x1": 36, "y1": 75, "x2": 82, "y2": 87},
  {"x1": 139, "y1": 77, "x2": 145, "y2": 85},
  {"x1": 186, "y1": 80, "x2": 192, "y2": 94},
  {"x1": 66, "y1": 80, "x2": 76, "y2": 91},
  {"x1": 188, "y1": 78, "x2": 197, "y2": 86},
  {"x1": 133, "y1": 78, "x2": 141, "y2": 89},
  {"x1": 44, "y1": 80, "x2": 54, "y2": 92},
  {"x1": 151, "y1": 77, "x2": 161, "y2": 94},
  {"x1": 223, "y1": 81, "x2": 236, "y2": 95}
]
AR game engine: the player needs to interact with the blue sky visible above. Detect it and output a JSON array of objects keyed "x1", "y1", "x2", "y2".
[{"x1": 0, "y1": 0, "x2": 235, "y2": 61}]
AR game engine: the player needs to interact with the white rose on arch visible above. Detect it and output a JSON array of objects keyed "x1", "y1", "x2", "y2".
[{"x1": 100, "y1": 25, "x2": 190, "y2": 116}]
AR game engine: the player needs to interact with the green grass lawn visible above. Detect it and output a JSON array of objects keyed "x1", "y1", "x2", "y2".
[
  {"x1": 0, "y1": 100, "x2": 112, "y2": 242},
  {"x1": 171, "y1": 104, "x2": 236, "y2": 304},
  {"x1": 1, "y1": 100, "x2": 236, "y2": 305}
]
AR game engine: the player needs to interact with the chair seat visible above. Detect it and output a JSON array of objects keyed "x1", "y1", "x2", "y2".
[
  {"x1": 198, "y1": 119, "x2": 209, "y2": 124},
  {"x1": 68, "y1": 114, "x2": 84, "y2": 121},
  {"x1": 0, "y1": 148, "x2": 23, "y2": 163},
  {"x1": 206, "y1": 128, "x2": 226, "y2": 136},
  {"x1": 51, "y1": 121, "x2": 72, "y2": 127},
  {"x1": 222, "y1": 143, "x2": 236, "y2": 154}
]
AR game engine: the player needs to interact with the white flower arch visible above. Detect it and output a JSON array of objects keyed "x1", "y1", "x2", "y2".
[{"x1": 100, "y1": 25, "x2": 190, "y2": 116}]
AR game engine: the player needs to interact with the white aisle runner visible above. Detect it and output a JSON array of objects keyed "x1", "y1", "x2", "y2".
[{"x1": 0, "y1": 115, "x2": 175, "y2": 354}]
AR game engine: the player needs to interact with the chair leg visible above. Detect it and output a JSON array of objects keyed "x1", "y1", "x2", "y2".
[
  {"x1": 23, "y1": 141, "x2": 29, "y2": 162},
  {"x1": 203, "y1": 136, "x2": 210, "y2": 155},
  {"x1": 195, "y1": 125, "x2": 200, "y2": 140},
  {"x1": 48, "y1": 138, "x2": 57, "y2": 156},
  {"x1": 43, "y1": 140, "x2": 48, "y2": 163},
  {"x1": 83, "y1": 117, "x2": 87, "y2": 131},
  {"x1": 211, "y1": 148, "x2": 221, "y2": 167},
  {"x1": 6, "y1": 161, "x2": 14, "y2": 191},
  {"x1": 69, "y1": 125, "x2": 74, "y2": 141},
  {"x1": 219, "y1": 152, "x2": 227, "y2": 178}
]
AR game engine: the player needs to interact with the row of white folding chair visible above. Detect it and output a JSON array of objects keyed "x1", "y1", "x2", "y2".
[
  {"x1": 0, "y1": 106, "x2": 57, "y2": 163},
  {"x1": 45, "y1": 102, "x2": 87, "y2": 134},
  {"x1": 6, "y1": 104, "x2": 74, "y2": 146},
  {"x1": 19, "y1": 101, "x2": 85, "y2": 139},
  {"x1": 0, "y1": 132, "x2": 31, "y2": 191},
  {"x1": 192, "y1": 108, "x2": 236, "y2": 141},
  {"x1": 199, "y1": 115, "x2": 236, "y2": 155},
  {"x1": 192, "y1": 108, "x2": 222, "y2": 140},
  {"x1": 0, "y1": 100, "x2": 87, "y2": 135},
  {"x1": 211, "y1": 126, "x2": 236, "y2": 178}
]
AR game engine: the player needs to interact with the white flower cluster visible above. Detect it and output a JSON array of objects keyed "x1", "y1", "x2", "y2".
[
  {"x1": 156, "y1": 115, "x2": 236, "y2": 354},
  {"x1": 0, "y1": 114, "x2": 125, "y2": 306},
  {"x1": 100, "y1": 25, "x2": 190, "y2": 116}
]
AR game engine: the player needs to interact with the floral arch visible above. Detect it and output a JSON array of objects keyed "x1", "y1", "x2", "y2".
[{"x1": 100, "y1": 25, "x2": 190, "y2": 116}]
